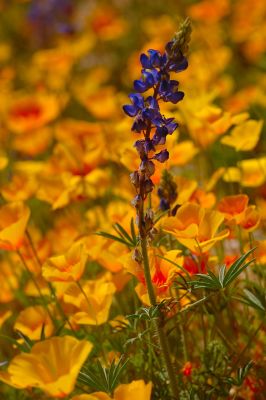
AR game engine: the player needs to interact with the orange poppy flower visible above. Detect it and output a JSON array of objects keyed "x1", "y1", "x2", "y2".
[
  {"x1": 217, "y1": 194, "x2": 249, "y2": 224},
  {"x1": 1, "y1": 172, "x2": 38, "y2": 202},
  {"x1": 13, "y1": 127, "x2": 53, "y2": 156},
  {"x1": 121, "y1": 248, "x2": 183, "y2": 304},
  {"x1": 0, "y1": 336, "x2": 92, "y2": 397},
  {"x1": 162, "y1": 203, "x2": 229, "y2": 254},
  {"x1": 0, "y1": 201, "x2": 30, "y2": 251},
  {"x1": 6, "y1": 93, "x2": 60, "y2": 134},
  {"x1": 240, "y1": 206, "x2": 261, "y2": 232}
]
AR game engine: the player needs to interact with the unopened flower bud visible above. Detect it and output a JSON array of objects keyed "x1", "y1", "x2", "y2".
[
  {"x1": 131, "y1": 194, "x2": 142, "y2": 208},
  {"x1": 130, "y1": 171, "x2": 140, "y2": 187},
  {"x1": 132, "y1": 248, "x2": 142, "y2": 263},
  {"x1": 146, "y1": 160, "x2": 155, "y2": 177},
  {"x1": 143, "y1": 179, "x2": 154, "y2": 195}
]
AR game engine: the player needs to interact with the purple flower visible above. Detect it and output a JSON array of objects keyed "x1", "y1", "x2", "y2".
[
  {"x1": 159, "y1": 80, "x2": 184, "y2": 103},
  {"x1": 123, "y1": 93, "x2": 144, "y2": 117},
  {"x1": 134, "y1": 69, "x2": 160, "y2": 93},
  {"x1": 153, "y1": 150, "x2": 169, "y2": 163},
  {"x1": 122, "y1": 21, "x2": 190, "y2": 205}
]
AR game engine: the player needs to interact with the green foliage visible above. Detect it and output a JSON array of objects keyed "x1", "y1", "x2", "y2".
[
  {"x1": 78, "y1": 356, "x2": 129, "y2": 394},
  {"x1": 239, "y1": 288, "x2": 266, "y2": 313},
  {"x1": 190, "y1": 249, "x2": 255, "y2": 291},
  {"x1": 96, "y1": 219, "x2": 138, "y2": 248},
  {"x1": 224, "y1": 361, "x2": 254, "y2": 386}
]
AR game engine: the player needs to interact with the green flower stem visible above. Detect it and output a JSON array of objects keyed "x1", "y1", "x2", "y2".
[
  {"x1": 17, "y1": 249, "x2": 56, "y2": 326},
  {"x1": 140, "y1": 236, "x2": 179, "y2": 399}
]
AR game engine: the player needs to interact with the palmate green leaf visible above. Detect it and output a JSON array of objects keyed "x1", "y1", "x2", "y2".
[
  {"x1": 78, "y1": 356, "x2": 128, "y2": 394},
  {"x1": 190, "y1": 249, "x2": 255, "y2": 291},
  {"x1": 224, "y1": 361, "x2": 253, "y2": 386}
]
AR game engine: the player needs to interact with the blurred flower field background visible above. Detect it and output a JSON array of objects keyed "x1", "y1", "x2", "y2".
[{"x1": 0, "y1": 0, "x2": 265, "y2": 399}]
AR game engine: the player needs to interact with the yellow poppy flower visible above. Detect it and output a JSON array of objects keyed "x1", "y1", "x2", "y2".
[
  {"x1": 51, "y1": 122, "x2": 106, "y2": 174},
  {"x1": 238, "y1": 158, "x2": 266, "y2": 187},
  {"x1": 0, "y1": 201, "x2": 30, "y2": 251},
  {"x1": 72, "y1": 394, "x2": 111, "y2": 400},
  {"x1": 0, "y1": 336, "x2": 93, "y2": 397},
  {"x1": 221, "y1": 119, "x2": 263, "y2": 151},
  {"x1": 114, "y1": 380, "x2": 152, "y2": 400},
  {"x1": 0, "y1": 154, "x2": 8, "y2": 170},
  {"x1": 71, "y1": 380, "x2": 152, "y2": 400},
  {"x1": 14, "y1": 305, "x2": 54, "y2": 340},
  {"x1": 64, "y1": 275, "x2": 116, "y2": 325},
  {"x1": 42, "y1": 242, "x2": 88, "y2": 282},
  {"x1": 1, "y1": 172, "x2": 38, "y2": 202},
  {"x1": 162, "y1": 203, "x2": 229, "y2": 254}
]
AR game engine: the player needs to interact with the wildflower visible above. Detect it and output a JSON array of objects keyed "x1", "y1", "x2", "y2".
[
  {"x1": 123, "y1": 20, "x2": 190, "y2": 211},
  {"x1": 0, "y1": 261, "x2": 19, "y2": 303},
  {"x1": 0, "y1": 336, "x2": 93, "y2": 397},
  {"x1": 221, "y1": 119, "x2": 263, "y2": 151},
  {"x1": 0, "y1": 201, "x2": 30, "y2": 251},
  {"x1": 71, "y1": 380, "x2": 152, "y2": 400},
  {"x1": 217, "y1": 194, "x2": 249, "y2": 224},
  {"x1": 42, "y1": 241, "x2": 88, "y2": 282},
  {"x1": 162, "y1": 203, "x2": 229, "y2": 254},
  {"x1": 6, "y1": 93, "x2": 60, "y2": 134},
  {"x1": 157, "y1": 170, "x2": 177, "y2": 211},
  {"x1": 121, "y1": 248, "x2": 183, "y2": 304},
  {"x1": 12, "y1": 127, "x2": 53, "y2": 156},
  {"x1": 1, "y1": 172, "x2": 38, "y2": 202},
  {"x1": 182, "y1": 361, "x2": 193, "y2": 377},
  {"x1": 63, "y1": 275, "x2": 116, "y2": 325},
  {"x1": 240, "y1": 206, "x2": 261, "y2": 232},
  {"x1": 28, "y1": 0, "x2": 75, "y2": 43},
  {"x1": 14, "y1": 305, "x2": 54, "y2": 340}
]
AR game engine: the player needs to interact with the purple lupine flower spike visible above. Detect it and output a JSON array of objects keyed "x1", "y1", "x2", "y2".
[{"x1": 123, "y1": 18, "x2": 191, "y2": 207}]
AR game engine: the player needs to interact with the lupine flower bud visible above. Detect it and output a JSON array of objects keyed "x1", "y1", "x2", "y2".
[
  {"x1": 132, "y1": 248, "x2": 142, "y2": 263},
  {"x1": 130, "y1": 171, "x2": 140, "y2": 187}
]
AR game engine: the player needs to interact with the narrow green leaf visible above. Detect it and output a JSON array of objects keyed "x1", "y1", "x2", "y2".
[
  {"x1": 223, "y1": 259, "x2": 254, "y2": 287},
  {"x1": 113, "y1": 223, "x2": 134, "y2": 245},
  {"x1": 218, "y1": 265, "x2": 226, "y2": 287},
  {"x1": 96, "y1": 231, "x2": 133, "y2": 247},
  {"x1": 130, "y1": 218, "x2": 137, "y2": 243},
  {"x1": 223, "y1": 249, "x2": 255, "y2": 287},
  {"x1": 243, "y1": 289, "x2": 265, "y2": 311}
]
